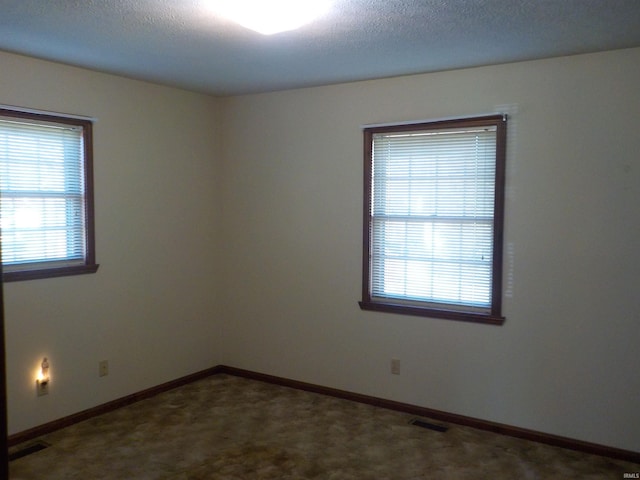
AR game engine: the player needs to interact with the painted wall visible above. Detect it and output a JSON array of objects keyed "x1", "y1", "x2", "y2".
[
  {"x1": 0, "y1": 51, "x2": 224, "y2": 434},
  {"x1": 2, "y1": 46, "x2": 639, "y2": 454},
  {"x1": 219, "y1": 48, "x2": 640, "y2": 452}
]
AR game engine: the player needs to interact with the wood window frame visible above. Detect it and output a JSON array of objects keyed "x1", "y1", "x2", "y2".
[
  {"x1": 0, "y1": 108, "x2": 99, "y2": 282},
  {"x1": 359, "y1": 114, "x2": 507, "y2": 325}
]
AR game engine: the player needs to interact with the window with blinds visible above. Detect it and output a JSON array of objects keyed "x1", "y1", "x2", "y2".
[
  {"x1": 360, "y1": 115, "x2": 506, "y2": 324},
  {"x1": 0, "y1": 108, "x2": 98, "y2": 281}
]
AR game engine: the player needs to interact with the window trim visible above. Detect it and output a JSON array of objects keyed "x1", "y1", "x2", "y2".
[
  {"x1": 359, "y1": 114, "x2": 507, "y2": 325},
  {"x1": 0, "y1": 108, "x2": 99, "y2": 282}
]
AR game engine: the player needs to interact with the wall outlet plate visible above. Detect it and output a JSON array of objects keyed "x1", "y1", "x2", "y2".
[
  {"x1": 391, "y1": 358, "x2": 401, "y2": 375},
  {"x1": 99, "y1": 360, "x2": 109, "y2": 377},
  {"x1": 36, "y1": 379, "x2": 49, "y2": 396}
]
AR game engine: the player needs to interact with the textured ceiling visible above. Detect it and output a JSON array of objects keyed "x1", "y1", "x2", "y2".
[{"x1": 1, "y1": 0, "x2": 640, "y2": 96}]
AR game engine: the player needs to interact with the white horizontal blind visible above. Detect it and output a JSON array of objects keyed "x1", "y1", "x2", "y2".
[
  {"x1": 370, "y1": 126, "x2": 497, "y2": 312},
  {"x1": 0, "y1": 116, "x2": 87, "y2": 272}
]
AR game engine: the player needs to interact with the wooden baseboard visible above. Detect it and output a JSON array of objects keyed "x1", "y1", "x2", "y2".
[
  {"x1": 8, "y1": 365, "x2": 223, "y2": 447},
  {"x1": 9, "y1": 364, "x2": 640, "y2": 465}
]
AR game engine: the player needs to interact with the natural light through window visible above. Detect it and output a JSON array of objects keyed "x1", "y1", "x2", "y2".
[
  {"x1": 360, "y1": 115, "x2": 507, "y2": 324},
  {"x1": 0, "y1": 108, "x2": 98, "y2": 281},
  {"x1": 375, "y1": 128, "x2": 495, "y2": 309},
  {"x1": 207, "y1": 0, "x2": 333, "y2": 35}
]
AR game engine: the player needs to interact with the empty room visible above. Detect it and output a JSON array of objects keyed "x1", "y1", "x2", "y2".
[{"x1": 1, "y1": 1, "x2": 639, "y2": 478}]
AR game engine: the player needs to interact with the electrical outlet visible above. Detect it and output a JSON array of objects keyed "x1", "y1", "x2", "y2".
[
  {"x1": 36, "y1": 379, "x2": 49, "y2": 396},
  {"x1": 391, "y1": 358, "x2": 400, "y2": 375},
  {"x1": 99, "y1": 360, "x2": 109, "y2": 377}
]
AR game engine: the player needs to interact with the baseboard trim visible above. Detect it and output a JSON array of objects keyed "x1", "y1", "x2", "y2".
[
  {"x1": 8, "y1": 364, "x2": 640, "y2": 464},
  {"x1": 8, "y1": 365, "x2": 223, "y2": 447},
  {"x1": 217, "y1": 365, "x2": 640, "y2": 465}
]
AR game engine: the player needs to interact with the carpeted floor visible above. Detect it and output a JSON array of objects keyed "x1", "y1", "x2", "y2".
[{"x1": 9, "y1": 374, "x2": 640, "y2": 479}]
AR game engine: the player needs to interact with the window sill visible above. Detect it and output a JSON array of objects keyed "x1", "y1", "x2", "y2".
[
  {"x1": 359, "y1": 300, "x2": 505, "y2": 325},
  {"x1": 3, "y1": 264, "x2": 100, "y2": 282}
]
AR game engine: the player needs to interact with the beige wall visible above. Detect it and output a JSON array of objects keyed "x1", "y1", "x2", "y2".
[
  {"x1": 2, "y1": 46, "x2": 639, "y2": 454},
  {"x1": 0, "y1": 51, "x2": 224, "y2": 434},
  {"x1": 219, "y1": 47, "x2": 640, "y2": 452}
]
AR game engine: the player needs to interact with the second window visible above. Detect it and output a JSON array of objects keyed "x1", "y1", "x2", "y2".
[{"x1": 360, "y1": 114, "x2": 507, "y2": 324}]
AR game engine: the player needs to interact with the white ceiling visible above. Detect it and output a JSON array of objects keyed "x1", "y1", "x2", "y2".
[{"x1": 1, "y1": 0, "x2": 640, "y2": 96}]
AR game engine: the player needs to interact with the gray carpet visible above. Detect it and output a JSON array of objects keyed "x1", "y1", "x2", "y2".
[{"x1": 9, "y1": 374, "x2": 640, "y2": 479}]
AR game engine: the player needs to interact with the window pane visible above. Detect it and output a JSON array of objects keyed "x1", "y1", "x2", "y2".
[
  {"x1": 0, "y1": 109, "x2": 96, "y2": 280},
  {"x1": 362, "y1": 115, "x2": 506, "y2": 321}
]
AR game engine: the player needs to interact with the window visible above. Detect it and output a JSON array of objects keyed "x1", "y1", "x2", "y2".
[
  {"x1": 360, "y1": 115, "x2": 506, "y2": 324},
  {"x1": 0, "y1": 108, "x2": 99, "y2": 281}
]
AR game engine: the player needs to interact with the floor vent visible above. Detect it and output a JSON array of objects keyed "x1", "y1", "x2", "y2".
[
  {"x1": 9, "y1": 441, "x2": 50, "y2": 462},
  {"x1": 409, "y1": 418, "x2": 449, "y2": 433}
]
